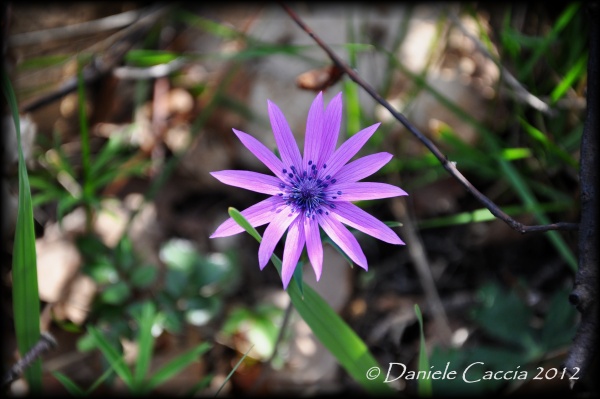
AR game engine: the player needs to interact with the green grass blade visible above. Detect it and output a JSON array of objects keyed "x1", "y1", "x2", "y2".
[
  {"x1": 384, "y1": 52, "x2": 577, "y2": 271},
  {"x1": 87, "y1": 326, "x2": 134, "y2": 387},
  {"x1": 214, "y1": 345, "x2": 253, "y2": 397},
  {"x1": 184, "y1": 374, "x2": 213, "y2": 397},
  {"x1": 344, "y1": 15, "x2": 361, "y2": 136},
  {"x1": 228, "y1": 208, "x2": 392, "y2": 395},
  {"x1": 133, "y1": 302, "x2": 157, "y2": 390},
  {"x1": 146, "y1": 342, "x2": 211, "y2": 392},
  {"x1": 3, "y1": 67, "x2": 43, "y2": 393},
  {"x1": 550, "y1": 53, "x2": 588, "y2": 104},
  {"x1": 517, "y1": 3, "x2": 580, "y2": 81},
  {"x1": 417, "y1": 201, "x2": 571, "y2": 230},
  {"x1": 84, "y1": 366, "x2": 115, "y2": 395},
  {"x1": 519, "y1": 117, "x2": 579, "y2": 168},
  {"x1": 414, "y1": 305, "x2": 432, "y2": 397},
  {"x1": 51, "y1": 372, "x2": 85, "y2": 396}
]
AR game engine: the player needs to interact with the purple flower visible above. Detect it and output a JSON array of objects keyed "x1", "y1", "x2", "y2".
[{"x1": 210, "y1": 91, "x2": 407, "y2": 289}]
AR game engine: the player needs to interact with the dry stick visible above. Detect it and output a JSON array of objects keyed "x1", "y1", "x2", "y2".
[
  {"x1": 280, "y1": 3, "x2": 578, "y2": 235},
  {"x1": 447, "y1": 12, "x2": 554, "y2": 117},
  {"x1": 248, "y1": 301, "x2": 294, "y2": 395},
  {"x1": 18, "y1": 4, "x2": 171, "y2": 114},
  {"x1": 8, "y1": 7, "x2": 147, "y2": 47},
  {"x1": 2, "y1": 333, "x2": 57, "y2": 388},
  {"x1": 564, "y1": 2, "x2": 598, "y2": 391},
  {"x1": 390, "y1": 195, "x2": 454, "y2": 347}
]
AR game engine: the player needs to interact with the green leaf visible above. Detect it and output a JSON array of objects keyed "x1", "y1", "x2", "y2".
[
  {"x1": 550, "y1": 53, "x2": 587, "y2": 104},
  {"x1": 415, "y1": 304, "x2": 432, "y2": 397},
  {"x1": 100, "y1": 281, "x2": 131, "y2": 305},
  {"x1": 133, "y1": 302, "x2": 156, "y2": 390},
  {"x1": 125, "y1": 49, "x2": 181, "y2": 67},
  {"x1": 3, "y1": 64, "x2": 42, "y2": 392},
  {"x1": 88, "y1": 326, "x2": 134, "y2": 387},
  {"x1": 472, "y1": 283, "x2": 538, "y2": 351},
  {"x1": 215, "y1": 345, "x2": 253, "y2": 397},
  {"x1": 146, "y1": 342, "x2": 211, "y2": 392},
  {"x1": 130, "y1": 265, "x2": 158, "y2": 288},
  {"x1": 519, "y1": 117, "x2": 578, "y2": 168},
  {"x1": 540, "y1": 287, "x2": 578, "y2": 350},
  {"x1": 227, "y1": 208, "x2": 392, "y2": 395},
  {"x1": 52, "y1": 372, "x2": 86, "y2": 396}
]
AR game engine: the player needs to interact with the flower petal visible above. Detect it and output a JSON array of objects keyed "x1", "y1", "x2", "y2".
[
  {"x1": 304, "y1": 216, "x2": 323, "y2": 280},
  {"x1": 210, "y1": 170, "x2": 284, "y2": 195},
  {"x1": 268, "y1": 100, "x2": 303, "y2": 171},
  {"x1": 322, "y1": 122, "x2": 381, "y2": 178},
  {"x1": 233, "y1": 129, "x2": 285, "y2": 180},
  {"x1": 318, "y1": 92, "x2": 342, "y2": 167},
  {"x1": 303, "y1": 92, "x2": 324, "y2": 171},
  {"x1": 258, "y1": 207, "x2": 299, "y2": 269},
  {"x1": 210, "y1": 196, "x2": 284, "y2": 238},
  {"x1": 334, "y1": 152, "x2": 393, "y2": 183},
  {"x1": 318, "y1": 215, "x2": 368, "y2": 270},
  {"x1": 328, "y1": 182, "x2": 407, "y2": 201},
  {"x1": 281, "y1": 216, "x2": 306, "y2": 289},
  {"x1": 330, "y1": 201, "x2": 404, "y2": 244}
]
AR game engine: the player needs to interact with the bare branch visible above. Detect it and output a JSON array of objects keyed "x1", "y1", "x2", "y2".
[
  {"x1": 564, "y1": 1, "x2": 599, "y2": 392},
  {"x1": 280, "y1": 2, "x2": 578, "y2": 235}
]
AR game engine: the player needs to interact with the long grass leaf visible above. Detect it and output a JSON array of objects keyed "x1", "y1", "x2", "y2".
[
  {"x1": 3, "y1": 66, "x2": 43, "y2": 392},
  {"x1": 51, "y1": 372, "x2": 85, "y2": 396},
  {"x1": 146, "y1": 342, "x2": 211, "y2": 392},
  {"x1": 228, "y1": 208, "x2": 392, "y2": 395},
  {"x1": 133, "y1": 302, "x2": 156, "y2": 390},
  {"x1": 214, "y1": 345, "x2": 253, "y2": 397},
  {"x1": 518, "y1": 3, "x2": 580, "y2": 80},
  {"x1": 384, "y1": 51, "x2": 578, "y2": 271},
  {"x1": 415, "y1": 305, "x2": 432, "y2": 397},
  {"x1": 88, "y1": 326, "x2": 133, "y2": 387}
]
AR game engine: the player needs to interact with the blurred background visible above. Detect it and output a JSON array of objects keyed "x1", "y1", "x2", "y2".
[{"x1": 2, "y1": 2, "x2": 587, "y2": 396}]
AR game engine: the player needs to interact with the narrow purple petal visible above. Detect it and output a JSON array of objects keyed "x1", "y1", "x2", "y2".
[
  {"x1": 318, "y1": 92, "x2": 343, "y2": 167},
  {"x1": 318, "y1": 215, "x2": 368, "y2": 270},
  {"x1": 281, "y1": 217, "x2": 306, "y2": 289},
  {"x1": 304, "y1": 217, "x2": 323, "y2": 280},
  {"x1": 210, "y1": 196, "x2": 284, "y2": 238},
  {"x1": 322, "y1": 123, "x2": 381, "y2": 178},
  {"x1": 258, "y1": 207, "x2": 299, "y2": 269},
  {"x1": 233, "y1": 129, "x2": 285, "y2": 180},
  {"x1": 268, "y1": 100, "x2": 303, "y2": 171},
  {"x1": 334, "y1": 152, "x2": 393, "y2": 183},
  {"x1": 211, "y1": 170, "x2": 284, "y2": 195},
  {"x1": 303, "y1": 92, "x2": 324, "y2": 171},
  {"x1": 328, "y1": 182, "x2": 407, "y2": 201},
  {"x1": 330, "y1": 202, "x2": 404, "y2": 244}
]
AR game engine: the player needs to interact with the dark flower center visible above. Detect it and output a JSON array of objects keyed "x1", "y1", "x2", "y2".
[{"x1": 278, "y1": 160, "x2": 341, "y2": 218}]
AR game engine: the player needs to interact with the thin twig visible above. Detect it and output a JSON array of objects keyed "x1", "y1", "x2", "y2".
[
  {"x1": 17, "y1": 4, "x2": 172, "y2": 114},
  {"x1": 248, "y1": 300, "x2": 294, "y2": 395},
  {"x1": 447, "y1": 11, "x2": 555, "y2": 116},
  {"x1": 390, "y1": 194, "x2": 453, "y2": 347},
  {"x1": 280, "y1": 2, "x2": 578, "y2": 235},
  {"x1": 3, "y1": 332, "x2": 57, "y2": 388},
  {"x1": 8, "y1": 7, "x2": 147, "y2": 47}
]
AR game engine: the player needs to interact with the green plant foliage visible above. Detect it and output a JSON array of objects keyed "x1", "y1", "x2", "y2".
[
  {"x1": 429, "y1": 283, "x2": 577, "y2": 396},
  {"x1": 55, "y1": 302, "x2": 212, "y2": 395},
  {"x1": 221, "y1": 305, "x2": 285, "y2": 361},
  {"x1": 3, "y1": 66, "x2": 43, "y2": 392},
  {"x1": 228, "y1": 208, "x2": 393, "y2": 395}
]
